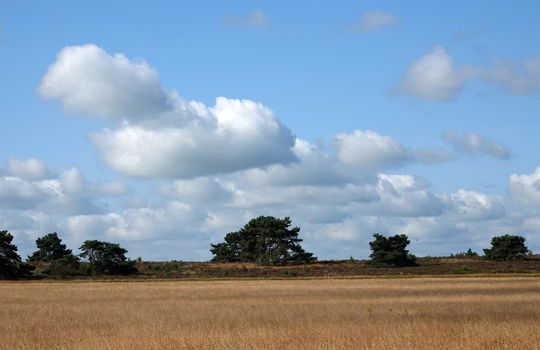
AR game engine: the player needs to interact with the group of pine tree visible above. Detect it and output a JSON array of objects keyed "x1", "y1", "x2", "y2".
[
  {"x1": 0, "y1": 215, "x2": 534, "y2": 279},
  {"x1": 0, "y1": 231, "x2": 136, "y2": 279}
]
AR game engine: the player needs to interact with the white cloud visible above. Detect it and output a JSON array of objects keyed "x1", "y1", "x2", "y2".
[
  {"x1": 396, "y1": 46, "x2": 540, "y2": 100},
  {"x1": 224, "y1": 10, "x2": 268, "y2": 28},
  {"x1": 0, "y1": 164, "x2": 113, "y2": 214},
  {"x1": 396, "y1": 46, "x2": 474, "y2": 100},
  {"x1": 91, "y1": 97, "x2": 297, "y2": 178},
  {"x1": 509, "y1": 167, "x2": 540, "y2": 205},
  {"x1": 39, "y1": 44, "x2": 172, "y2": 120},
  {"x1": 448, "y1": 190, "x2": 505, "y2": 220},
  {"x1": 4, "y1": 156, "x2": 540, "y2": 260},
  {"x1": 0, "y1": 176, "x2": 48, "y2": 209},
  {"x1": 414, "y1": 147, "x2": 456, "y2": 164},
  {"x1": 351, "y1": 11, "x2": 398, "y2": 33},
  {"x1": 485, "y1": 55, "x2": 540, "y2": 94},
  {"x1": 442, "y1": 131, "x2": 512, "y2": 159},
  {"x1": 334, "y1": 130, "x2": 413, "y2": 171},
  {"x1": 98, "y1": 180, "x2": 128, "y2": 196},
  {"x1": 163, "y1": 177, "x2": 232, "y2": 204},
  {"x1": 4, "y1": 158, "x2": 52, "y2": 180},
  {"x1": 66, "y1": 201, "x2": 204, "y2": 242},
  {"x1": 349, "y1": 174, "x2": 447, "y2": 217},
  {"x1": 41, "y1": 45, "x2": 298, "y2": 178},
  {"x1": 239, "y1": 139, "x2": 349, "y2": 187}
]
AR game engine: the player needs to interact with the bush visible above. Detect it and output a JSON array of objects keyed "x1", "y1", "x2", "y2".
[
  {"x1": 483, "y1": 235, "x2": 530, "y2": 261},
  {"x1": 450, "y1": 248, "x2": 479, "y2": 258},
  {"x1": 42, "y1": 256, "x2": 80, "y2": 277},
  {"x1": 454, "y1": 265, "x2": 475, "y2": 274}
]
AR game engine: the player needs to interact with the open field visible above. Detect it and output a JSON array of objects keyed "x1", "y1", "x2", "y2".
[{"x1": 1, "y1": 277, "x2": 539, "y2": 349}]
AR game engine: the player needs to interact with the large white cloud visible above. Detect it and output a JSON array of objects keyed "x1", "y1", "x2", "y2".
[
  {"x1": 40, "y1": 45, "x2": 298, "y2": 178},
  {"x1": 39, "y1": 44, "x2": 173, "y2": 120},
  {"x1": 92, "y1": 97, "x2": 297, "y2": 178}
]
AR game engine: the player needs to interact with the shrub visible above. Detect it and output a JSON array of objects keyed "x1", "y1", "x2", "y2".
[{"x1": 450, "y1": 248, "x2": 479, "y2": 258}]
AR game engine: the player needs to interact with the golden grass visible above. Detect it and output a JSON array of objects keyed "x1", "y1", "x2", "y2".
[{"x1": 1, "y1": 277, "x2": 539, "y2": 349}]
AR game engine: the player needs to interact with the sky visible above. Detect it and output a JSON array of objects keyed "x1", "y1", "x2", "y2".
[{"x1": 1, "y1": 1, "x2": 540, "y2": 261}]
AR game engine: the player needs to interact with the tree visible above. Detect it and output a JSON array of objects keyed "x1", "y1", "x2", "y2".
[
  {"x1": 79, "y1": 240, "x2": 137, "y2": 275},
  {"x1": 28, "y1": 232, "x2": 76, "y2": 262},
  {"x1": 483, "y1": 234, "x2": 530, "y2": 261},
  {"x1": 29, "y1": 233, "x2": 79, "y2": 277},
  {"x1": 367, "y1": 233, "x2": 417, "y2": 267},
  {"x1": 0, "y1": 230, "x2": 33, "y2": 279},
  {"x1": 210, "y1": 216, "x2": 316, "y2": 265}
]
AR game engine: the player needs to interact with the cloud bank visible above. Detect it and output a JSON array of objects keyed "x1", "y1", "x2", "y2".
[{"x1": 16, "y1": 45, "x2": 537, "y2": 261}]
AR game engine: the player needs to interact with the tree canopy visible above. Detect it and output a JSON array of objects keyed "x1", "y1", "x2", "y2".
[
  {"x1": 0, "y1": 230, "x2": 33, "y2": 278},
  {"x1": 28, "y1": 232, "x2": 80, "y2": 276},
  {"x1": 79, "y1": 240, "x2": 137, "y2": 275},
  {"x1": 483, "y1": 234, "x2": 530, "y2": 261},
  {"x1": 28, "y1": 232, "x2": 75, "y2": 262},
  {"x1": 210, "y1": 216, "x2": 316, "y2": 265},
  {"x1": 367, "y1": 233, "x2": 417, "y2": 267}
]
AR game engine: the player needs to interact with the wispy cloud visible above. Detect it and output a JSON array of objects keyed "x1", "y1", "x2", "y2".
[
  {"x1": 349, "y1": 11, "x2": 398, "y2": 33},
  {"x1": 394, "y1": 45, "x2": 540, "y2": 100},
  {"x1": 442, "y1": 131, "x2": 512, "y2": 160},
  {"x1": 485, "y1": 55, "x2": 540, "y2": 94},
  {"x1": 223, "y1": 10, "x2": 268, "y2": 29}
]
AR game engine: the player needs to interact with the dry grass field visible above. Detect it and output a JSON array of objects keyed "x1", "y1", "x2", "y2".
[{"x1": 1, "y1": 277, "x2": 539, "y2": 349}]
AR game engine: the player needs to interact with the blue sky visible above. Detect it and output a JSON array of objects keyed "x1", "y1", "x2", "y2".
[{"x1": 1, "y1": 1, "x2": 540, "y2": 260}]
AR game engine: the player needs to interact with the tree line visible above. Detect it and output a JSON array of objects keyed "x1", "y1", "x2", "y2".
[
  {"x1": 209, "y1": 216, "x2": 532, "y2": 267},
  {"x1": 0, "y1": 215, "x2": 534, "y2": 279},
  {"x1": 0, "y1": 231, "x2": 136, "y2": 279}
]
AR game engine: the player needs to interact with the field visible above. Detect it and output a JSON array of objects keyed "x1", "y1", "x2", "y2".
[{"x1": 1, "y1": 277, "x2": 539, "y2": 349}]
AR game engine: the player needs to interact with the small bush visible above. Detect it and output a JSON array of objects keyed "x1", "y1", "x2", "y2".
[
  {"x1": 450, "y1": 248, "x2": 479, "y2": 258},
  {"x1": 42, "y1": 256, "x2": 80, "y2": 277},
  {"x1": 454, "y1": 265, "x2": 475, "y2": 274}
]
